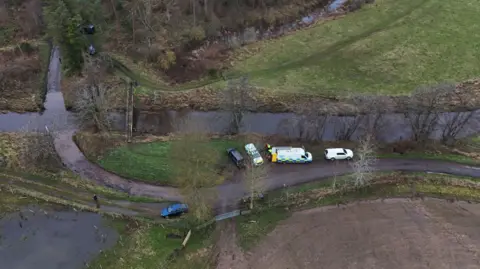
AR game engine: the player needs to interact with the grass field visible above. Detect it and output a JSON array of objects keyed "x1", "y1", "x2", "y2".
[
  {"x1": 98, "y1": 139, "x2": 244, "y2": 185},
  {"x1": 230, "y1": 0, "x2": 480, "y2": 95}
]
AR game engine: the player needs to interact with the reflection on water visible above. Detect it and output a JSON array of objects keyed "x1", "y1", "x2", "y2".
[
  {"x1": 0, "y1": 206, "x2": 118, "y2": 269},
  {"x1": 109, "y1": 109, "x2": 480, "y2": 143}
]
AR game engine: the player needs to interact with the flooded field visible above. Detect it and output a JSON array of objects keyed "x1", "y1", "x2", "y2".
[{"x1": 0, "y1": 205, "x2": 118, "y2": 269}]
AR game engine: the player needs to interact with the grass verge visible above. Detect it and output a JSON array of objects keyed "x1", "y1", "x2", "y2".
[
  {"x1": 229, "y1": 0, "x2": 480, "y2": 95},
  {"x1": 88, "y1": 219, "x2": 216, "y2": 269},
  {"x1": 98, "y1": 138, "x2": 244, "y2": 186},
  {"x1": 378, "y1": 152, "x2": 480, "y2": 166},
  {"x1": 235, "y1": 172, "x2": 480, "y2": 250}
]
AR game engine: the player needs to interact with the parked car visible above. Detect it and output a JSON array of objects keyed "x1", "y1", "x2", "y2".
[
  {"x1": 244, "y1": 143, "x2": 264, "y2": 166},
  {"x1": 161, "y1": 203, "x2": 188, "y2": 218},
  {"x1": 227, "y1": 148, "x2": 246, "y2": 168},
  {"x1": 324, "y1": 148, "x2": 354, "y2": 161}
]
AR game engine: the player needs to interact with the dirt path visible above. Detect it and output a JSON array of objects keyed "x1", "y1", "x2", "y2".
[{"x1": 215, "y1": 220, "x2": 249, "y2": 269}]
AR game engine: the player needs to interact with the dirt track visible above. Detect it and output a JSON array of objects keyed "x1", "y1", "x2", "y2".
[{"x1": 246, "y1": 198, "x2": 480, "y2": 269}]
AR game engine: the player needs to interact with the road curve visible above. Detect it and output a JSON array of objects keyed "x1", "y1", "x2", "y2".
[{"x1": 54, "y1": 129, "x2": 480, "y2": 210}]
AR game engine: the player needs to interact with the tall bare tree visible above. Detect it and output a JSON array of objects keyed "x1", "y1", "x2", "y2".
[
  {"x1": 19, "y1": 121, "x2": 62, "y2": 171},
  {"x1": 404, "y1": 84, "x2": 453, "y2": 142},
  {"x1": 334, "y1": 116, "x2": 364, "y2": 141},
  {"x1": 439, "y1": 91, "x2": 477, "y2": 145},
  {"x1": 218, "y1": 77, "x2": 257, "y2": 134},
  {"x1": 169, "y1": 117, "x2": 221, "y2": 224},
  {"x1": 350, "y1": 134, "x2": 377, "y2": 188},
  {"x1": 335, "y1": 94, "x2": 392, "y2": 141},
  {"x1": 351, "y1": 95, "x2": 393, "y2": 140},
  {"x1": 244, "y1": 162, "x2": 269, "y2": 210},
  {"x1": 74, "y1": 55, "x2": 113, "y2": 132}
]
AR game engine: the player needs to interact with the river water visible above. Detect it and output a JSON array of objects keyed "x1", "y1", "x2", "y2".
[{"x1": 108, "y1": 109, "x2": 480, "y2": 143}]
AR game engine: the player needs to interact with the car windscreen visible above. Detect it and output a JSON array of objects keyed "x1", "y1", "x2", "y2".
[
  {"x1": 343, "y1": 149, "x2": 347, "y2": 154},
  {"x1": 252, "y1": 151, "x2": 261, "y2": 159}
]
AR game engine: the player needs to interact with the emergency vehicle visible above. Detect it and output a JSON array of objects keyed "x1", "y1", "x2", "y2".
[
  {"x1": 268, "y1": 146, "x2": 313, "y2": 164},
  {"x1": 244, "y1": 143, "x2": 264, "y2": 166}
]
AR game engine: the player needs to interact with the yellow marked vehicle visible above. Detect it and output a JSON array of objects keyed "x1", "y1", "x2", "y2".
[{"x1": 269, "y1": 146, "x2": 313, "y2": 164}]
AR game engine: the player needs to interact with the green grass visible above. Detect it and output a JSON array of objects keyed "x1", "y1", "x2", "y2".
[
  {"x1": 89, "y1": 220, "x2": 215, "y2": 269},
  {"x1": 236, "y1": 172, "x2": 480, "y2": 250},
  {"x1": 98, "y1": 139, "x2": 244, "y2": 185},
  {"x1": 0, "y1": 188, "x2": 40, "y2": 217},
  {"x1": 229, "y1": 0, "x2": 480, "y2": 95},
  {"x1": 378, "y1": 152, "x2": 480, "y2": 166}
]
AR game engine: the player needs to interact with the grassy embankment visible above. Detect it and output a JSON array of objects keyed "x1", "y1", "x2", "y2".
[
  {"x1": 235, "y1": 172, "x2": 480, "y2": 250},
  {"x1": 229, "y1": 0, "x2": 480, "y2": 95}
]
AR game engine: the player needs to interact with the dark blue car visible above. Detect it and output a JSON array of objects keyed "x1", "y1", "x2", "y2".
[{"x1": 161, "y1": 203, "x2": 188, "y2": 218}]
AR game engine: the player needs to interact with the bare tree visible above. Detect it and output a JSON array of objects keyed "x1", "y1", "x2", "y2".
[
  {"x1": 350, "y1": 135, "x2": 377, "y2": 188},
  {"x1": 404, "y1": 84, "x2": 453, "y2": 142},
  {"x1": 277, "y1": 107, "x2": 328, "y2": 141},
  {"x1": 74, "y1": 55, "x2": 113, "y2": 132},
  {"x1": 335, "y1": 94, "x2": 392, "y2": 141},
  {"x1": 169, "y1": 118, "x2": 221, "y2": 224},
  {"x1": 334, "y1": 115, "x2": 364, "y2": 141},
  {"x1": 244, "y1": 163, "x2": 269, "y2": 210},
  {"x1": 351, "y1": 95, "x2": 393, "y2": 140},
  {"x1": 218, "y1": 77, "x2": 257, "y2": 135},
  {"x1": 18, "y1": 122, "x2": 62, "y2": 171},
  {"x1": 439, "y1": 91, "x2": 476, "y2": 145}
]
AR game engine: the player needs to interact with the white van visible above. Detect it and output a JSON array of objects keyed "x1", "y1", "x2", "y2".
[
  {"x1": 271, "y1": 147, "x2": 312, "y2": 163},
  {"x1": 324, "y1": 148, "x2": 354, "y2": 161}
]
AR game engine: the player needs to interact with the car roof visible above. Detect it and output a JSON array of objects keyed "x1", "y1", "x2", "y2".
[
  {"x1": 245, "y1": 143, "x2": 257, "y2": 151},
  {"x1": 228, "y1": 148, "x2": 244, "y2": 160},
  {"x1": 169, "y1": 203, "x2": 188, "y2": 209},
  {"x1": 325, "y1": 148, "x2": 349, "y2": 153}
]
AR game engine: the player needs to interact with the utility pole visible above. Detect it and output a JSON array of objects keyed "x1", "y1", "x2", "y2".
[{"x1": 126, "y1": 81, "x2": 135, "y2": 143}]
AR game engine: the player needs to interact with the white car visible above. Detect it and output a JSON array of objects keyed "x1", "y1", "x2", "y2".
[
  {"x1": 324, "y1": 148, "x2": 354, "y2": 161},
  {"x1": 244, "y1": 143, "x2": 264, "y2": 166}
]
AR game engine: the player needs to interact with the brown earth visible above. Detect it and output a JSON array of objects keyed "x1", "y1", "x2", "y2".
[
  {"x1": 0, "y1": 0, "x2": 43, "y2": 47},
  {"x1": 245, "y1": 198, "x2": 480, "y2": 269},
  {"x1": 0, "y1": 44, "x2": 45, "y2": 112},
  {"x1": 215, "y1": 220, "x2": 249, "y2": 269}
]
